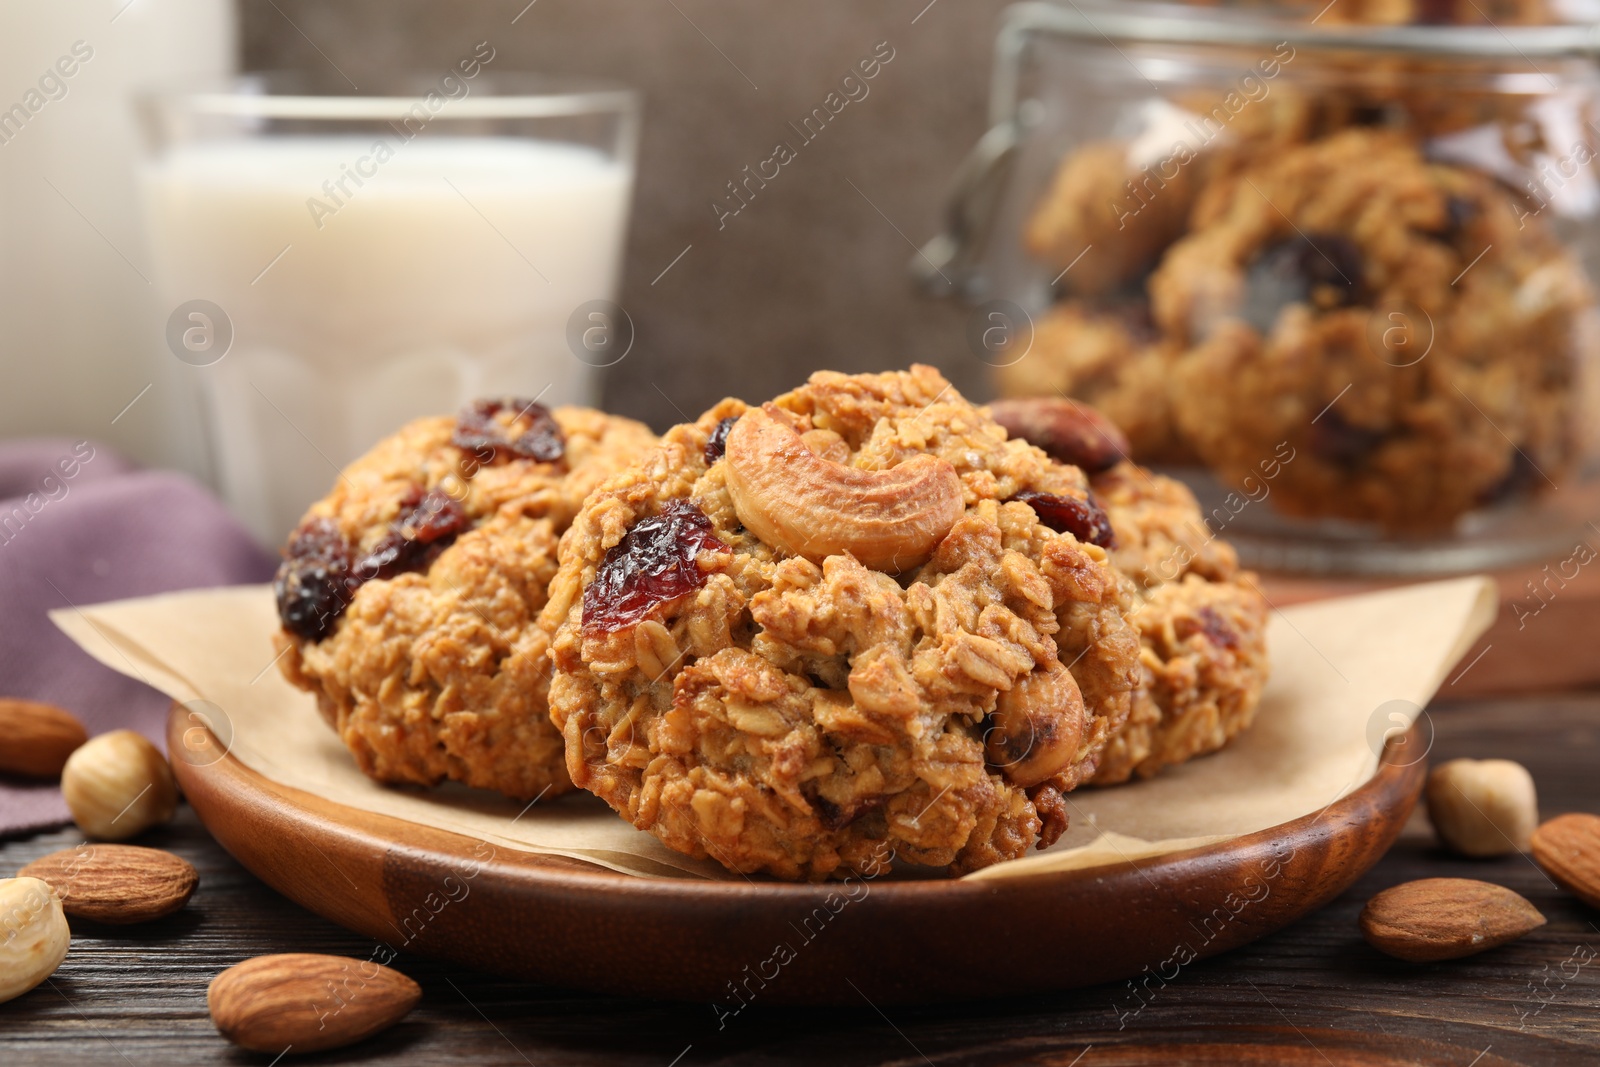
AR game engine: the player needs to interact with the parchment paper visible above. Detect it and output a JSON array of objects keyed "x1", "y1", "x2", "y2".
[{"x1": 51, "y1": 576, "x2": 1496, "y2": 882}]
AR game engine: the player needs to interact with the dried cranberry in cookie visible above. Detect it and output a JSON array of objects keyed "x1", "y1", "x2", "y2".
[
  {"x1": 351, "y1": 487, "x2": 471, "y2": 582},
  {"x1": 581, "y1": 498, "x2": 730, "y2": 637},
  {"x1": 273, "y1": 404, "x2": 656, "y2": 801},
  {"x1": 543, "y1": 366, "x2": 1144, "y2": 880},
  {"x1": 451, "y1": 398, "x2": 566, "y2": 463},
  {"x1": 275, "y1": 518, "x2": 356, "y2": 642},
  {"x1": 1009, "y1": 489, "x2": 1116, "y2": 549}
]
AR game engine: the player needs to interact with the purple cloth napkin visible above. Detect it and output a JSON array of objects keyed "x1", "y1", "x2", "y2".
[{"x1": 0, "y1": 439, "x2": 276, "y2": 837}]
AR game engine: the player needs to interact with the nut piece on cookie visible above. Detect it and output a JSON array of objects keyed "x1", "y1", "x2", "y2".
[
  {"x1": 274, "y1": 399, "x2": 657, "y2": 801},
  {"x1": 986, "y1": 396, "x2": 1130, "y2": 474},
  {"x1": 545, "y1": 366, "x2": 1150, "y2": 880},
  {"x1": 995, "y1": 303, "x2": 1192, "y2": 465},
  {"x1": 723, "y1": 404, "x2": 965, "y2": 572}
]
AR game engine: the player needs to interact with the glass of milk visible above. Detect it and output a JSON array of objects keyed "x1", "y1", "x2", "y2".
[{"x1": 138, "y1": 68, "x2": 639, "y2": 548}]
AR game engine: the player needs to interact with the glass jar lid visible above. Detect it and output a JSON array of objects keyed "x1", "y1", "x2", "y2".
[{"x1": 1011, "y1": 0, "x2": 1600, "y2": 59}]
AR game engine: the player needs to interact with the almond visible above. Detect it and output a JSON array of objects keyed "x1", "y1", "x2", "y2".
[
  {"x1": 987, "y1": 397, "x2": 1131, "y2": 474},
  {"x1": 19, "y1": 844, "x2": 197, "y2": 925},
  {"x1": 1531, "y1": 812, "x2": 1600, "y2": 910},
  {"x1": 208, "y1": 953, "x2": 421, "y2": 1053},
  {"x1": 0, "y1": 698, "x2": 88, "y2": 779},
  {"x1": 1359, "y1": 878, "x2": 1545, "y2": 961}
]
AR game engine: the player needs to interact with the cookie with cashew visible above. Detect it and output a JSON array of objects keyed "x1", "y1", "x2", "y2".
[
  {"x1": 543, "y1": 366, "x2": 1144, "y2": 880},
  {"x1": 275, "y1": 401, "x2": 657, "y2": 801}
]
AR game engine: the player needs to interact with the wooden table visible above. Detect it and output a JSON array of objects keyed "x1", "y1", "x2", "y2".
[{"x1": 3, "y1": 695, "x2": 1598, "y2": 1066}]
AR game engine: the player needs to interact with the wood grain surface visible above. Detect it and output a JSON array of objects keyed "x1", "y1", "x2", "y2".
[
  {"x1": 1260, "y1": 560, "x2": 1600, "y2": 698},
  {"x1": 4, "y1": 695, "x2": 1599, "y2": 1065},
  {"x1": 164, "y1": 703, "x2": 1423, "y2": 1006}
]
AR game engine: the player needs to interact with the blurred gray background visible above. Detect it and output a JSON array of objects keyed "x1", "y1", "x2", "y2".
[{"x1": 240, "y1": 0, "x2": 1011, "y2": 430}]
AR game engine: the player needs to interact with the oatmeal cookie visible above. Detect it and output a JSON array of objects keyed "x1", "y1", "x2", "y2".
[
  {"x1": 544, "y1": 367, "x2": 1143, "y2": 880},
  {"x1": 1151, "y1": 127, "x2": 1587, "y2": 530},
  {"x1": 1025, "y1": 139, "x2": 1201, "y2": 299},
  {"x1": 1088, "y1": 462, "x2": 1270, "y2": 784},
  {"x1": 980, "y1": 397, "x2": 1268, "y2": 785},
  {"x1": 275, "y1": 401, "x2": 657, "y2": 800}
]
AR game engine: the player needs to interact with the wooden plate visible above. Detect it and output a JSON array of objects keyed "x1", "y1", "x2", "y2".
[{"x1": 168, "y1": 703, "x2": 1424, "y2": 1006}]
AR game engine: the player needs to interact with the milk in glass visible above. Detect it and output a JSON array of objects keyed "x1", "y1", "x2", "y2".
[{"x1": 143, "y1": 135, "x2": 632, "y2": 546}]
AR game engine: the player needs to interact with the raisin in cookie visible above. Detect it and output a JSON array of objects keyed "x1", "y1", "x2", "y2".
[
  {"x1": 543, "y1": 367, "x2": 1143, "y2": 880},
  {"x1": 1151, "y1": 128, "x2": 1588, "y2": 531},
  {"x1": 984, "y1": 398, "x2": 1269, "y2": 785},
  {"x1": 275, "y1": 401, "x2": 657, "y2": 801}
]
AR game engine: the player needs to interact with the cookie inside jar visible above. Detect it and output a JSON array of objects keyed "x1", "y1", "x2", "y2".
[{"x1": 976, "y1": 2, "x2": 1600, "y2": 574}]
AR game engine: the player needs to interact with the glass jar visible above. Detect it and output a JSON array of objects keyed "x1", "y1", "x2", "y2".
[{"x1": 920, "y1": 2, "x2": 1600, "y2": 574}]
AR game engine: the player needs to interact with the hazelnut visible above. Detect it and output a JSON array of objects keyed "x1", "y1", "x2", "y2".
[
  {"x1": 1425, "y1": 758, "x2": 1538, "y2": 858},
  {"x1": 0, "y1": 877, "x2": 71, "y2": 1003},
  {"x1": 985, "y1": 662, "x2": 1086, "y2": 789},
  {"x1": 60, "y1": 730, "x2": 179, "y2": 841}
]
